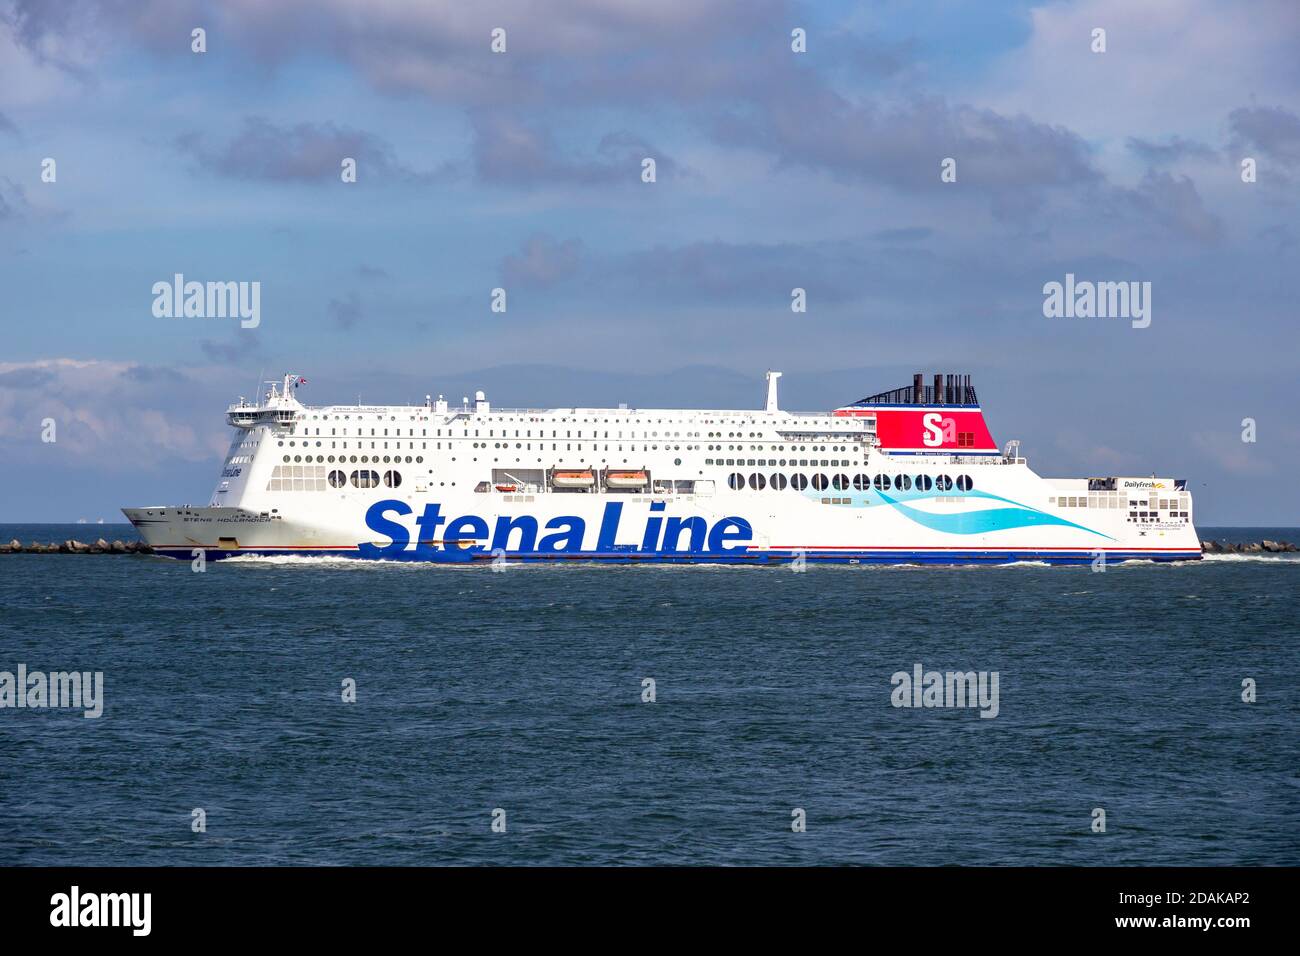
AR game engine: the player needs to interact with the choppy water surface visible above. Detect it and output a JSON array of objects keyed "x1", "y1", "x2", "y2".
[{"x1": 1, "y1": 524, "x2": 1296, "y2": 865}]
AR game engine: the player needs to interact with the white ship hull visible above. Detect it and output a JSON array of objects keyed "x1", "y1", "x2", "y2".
[{"x1": 124, "y1": 372, "x2": 1202, "y2": 565}]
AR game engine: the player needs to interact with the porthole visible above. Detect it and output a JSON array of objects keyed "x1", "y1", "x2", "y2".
[
  {"x1": 832, "y1": 473, "x2": 849, "y2": 491},
  {"x1": 956, "y1": 474, "x2": 973, "y2": 492},
  {"x1": 350, "y1": 469, "x2": 380, "y2": 489},
  {"x1": 874, "y1": 474, "x2": 891, "y2": 491},
  {"x1": 748, "y1": 473, "x2": 766, "y2": 491},
  {"x1": 328, "y1": 470, "x2": 347, "y2": 488},
  {"x1": 383, "y1": 470, "x2": 402, "y2": 488},
  {"x1": 791, "y1": 474, "x2": 809, "y2": 490},
  {"x1": 915, "y1": 475, "x2": 933, "y2": 491},
  {"x1": 895, "y1": 474, "x2": 913, "y2": 491},
  {"x1": 853, "y1": 474, "x2": 870, "y2": 491},
  {"x1": 728, "y1": 472, "x2": 745, "y2": 490},
  {"x1": 770, "y1": 473, "x2": 788, "y2": 491},
  {"x1": 936, "y1": 475, "x2": 954, "y2": 491},
  {"x1": 812, "y1": 473, "x2": 829, "y2": 491}
]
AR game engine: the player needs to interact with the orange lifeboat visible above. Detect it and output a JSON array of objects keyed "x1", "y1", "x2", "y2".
[
  {"x1": 552, "y1": 470, "x2": 595, "y2": 488},
  {"x1": 495, "y1": 483, "x2": 517, "y2": 493},
  {"x1": 605, "y1": 470, "x2": 648, "y2": 489}
]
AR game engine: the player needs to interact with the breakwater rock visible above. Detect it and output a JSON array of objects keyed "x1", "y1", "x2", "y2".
[
  {"x1": 1, "y1": 538, "x2": 154, "y2": 554},
  {"x1": 1201, "y1": 539, "x2": 1296, "y2": 554}
]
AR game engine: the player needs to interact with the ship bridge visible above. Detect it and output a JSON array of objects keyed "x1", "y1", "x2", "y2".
[{"x1": 226, "y1": 373, "x2": 306, "y2": 428}]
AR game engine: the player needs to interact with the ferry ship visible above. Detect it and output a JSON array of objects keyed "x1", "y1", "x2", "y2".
[{"x1": 122, "y1": 371, "x2": 1202, "y2": 564}]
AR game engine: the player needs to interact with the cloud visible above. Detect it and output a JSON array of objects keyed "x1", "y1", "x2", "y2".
[
  {"x1": 0, "y1": 366, "x2": 54, "y2": 388},
  {"x1": 4, "y1": 0, "x2": 779, "y2": 108},
  {"x1": 472, "y1": 116, "x2": 676, "y2": 185},
  {"x1": 607, "y1": 238, "x2": 875, "y2": 306},
  {"x1": 1117, "y1": 170, "x2": 1225, "y2": 243},
  {"x1": 1228, "y1": 105, "x2": 1300, "y2": 167},
  {"x1": 327, "y1": 291, "x2": 363, "y2": 329},
  {"x1": 501, "y1": 234, "x2": 583, "y2": 287},
  {"x1": 1256, "y1": 224, "x2": 1296, "y2": 252},
  {"x1": 871, "y1": 227, "x2": 932, "y2": 243},
  {"x1": 357, "y1": 263, "x2": 389, "y2": 280},
  {"x1": 119, "y1": 364, "x2": 190, "y2": 384},
  {"x1": 0, "y1": 176, "x2": 31, "y2": 221},
  {"x1": 713, "y1": 93, "x2": 1101, "y2": 212},
  {"x1": 199, "y1": 334, "x2": 260, "y2": 363},
  {"x1": 979, "y1": 0, "x2": 1300, "y2": 144},
  {"x1": 174, "y1": 116, "x2": 426, "y2": 183},
  {"x1": 0, "y1": 358, "x2": 228, "y2": 464},
  {"x1": 1125, "y1": 135, "x2": 1218, "y2": 165}
]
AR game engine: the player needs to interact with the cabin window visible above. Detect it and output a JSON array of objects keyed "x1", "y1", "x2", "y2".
[{"x1": 350, "y1": 470, "x2": 380, "y2": 489}]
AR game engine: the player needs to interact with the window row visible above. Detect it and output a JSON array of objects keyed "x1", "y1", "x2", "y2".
[
  {"x1": 266, "y1": 466, "x2": 402, "y2": 491},
  {"x1": 726, "y1": 473, "x2": 974, "y2": 492},
  {"x1": 283, "y1": 454, "x2": 423, "y2": 465},
  {"x1": 337, "y1": 470, "x2": 402, "y2": 489},
  {"x1": 708, "y1": 458, "x2": 854, "y2": 468}
]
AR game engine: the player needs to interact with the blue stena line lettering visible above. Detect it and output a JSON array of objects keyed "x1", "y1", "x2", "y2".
[{"x1": 359, "y1": 500, "x2": 753, "y2": 558}]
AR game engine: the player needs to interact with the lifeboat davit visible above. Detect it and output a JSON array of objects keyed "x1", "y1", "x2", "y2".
[
  {"x1": 605, "y1": 470, "x2": 648, "y2": 489},
  {"x1": 552, "y1": 470, "x2": 595, "y2": 488}
]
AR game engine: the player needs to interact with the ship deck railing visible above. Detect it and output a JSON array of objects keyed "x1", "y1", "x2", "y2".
[{"x1": 940, "y1": 455, "x2": 1027, "y2": 465}]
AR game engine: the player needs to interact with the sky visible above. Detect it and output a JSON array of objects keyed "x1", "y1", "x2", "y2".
[{"x1": 0, "y1": 0, "x2": 1297, "y2": 524}]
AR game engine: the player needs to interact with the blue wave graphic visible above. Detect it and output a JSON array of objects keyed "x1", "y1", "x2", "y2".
[{"x1": 876, "y1": 490, "x2": 1112, "y2": 538}]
